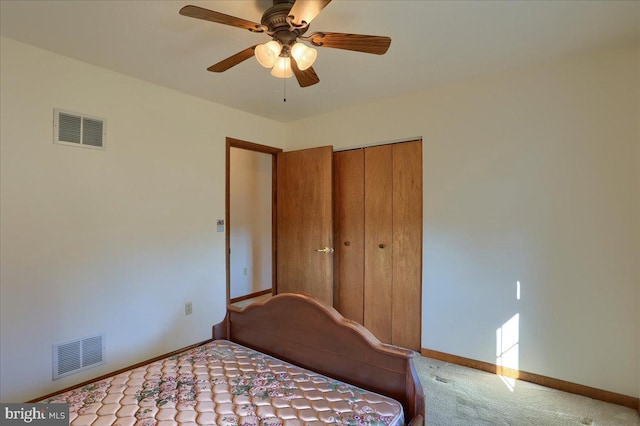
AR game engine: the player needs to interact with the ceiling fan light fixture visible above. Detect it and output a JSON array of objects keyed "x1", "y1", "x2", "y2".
[
  {"x1": 180, "y1": 2, "x2": 392, "y2": 88},
  {"x1": 271, "y1": 56, "x2": 293, "y2": 78},
  {"x1": 255, "y1": 40, "x2": 282, "y2": 68},
  {"x1": 290, "y1": 42, "x2": 317, "y2": 70}
]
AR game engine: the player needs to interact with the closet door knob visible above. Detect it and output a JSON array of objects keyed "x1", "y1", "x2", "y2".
[
  {"x1": 378, "y1": 243, "x2": 385, "y2": 249},
  {"x1": 344, "y1": 241, "x2": 351, "y2": 246}
]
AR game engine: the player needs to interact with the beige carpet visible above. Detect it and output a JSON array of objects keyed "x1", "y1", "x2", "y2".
[{"x1": 413, "y1": 356, "x2": 640, "y2": 426}]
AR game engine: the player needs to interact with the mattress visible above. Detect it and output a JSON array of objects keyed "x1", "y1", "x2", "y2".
[{"x1": 41, "y1": 339, "x2": 404, "y2": 426}]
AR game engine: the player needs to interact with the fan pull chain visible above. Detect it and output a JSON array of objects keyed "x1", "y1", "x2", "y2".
[{"x1": 283, "y1": 75, "x2": 287, "y2": 102}]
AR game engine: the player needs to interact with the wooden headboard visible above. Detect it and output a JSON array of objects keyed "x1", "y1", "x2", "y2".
[{"x1": 212, "y1": 293, "x2": 425, "y2": 425}]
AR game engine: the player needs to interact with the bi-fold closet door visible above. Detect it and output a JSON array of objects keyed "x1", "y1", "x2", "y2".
[{"x1": 333, "y1": 140, "x2": 422, "y2": 351}]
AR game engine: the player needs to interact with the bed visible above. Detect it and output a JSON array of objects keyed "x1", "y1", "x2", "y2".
[{"x1": 40, "y1": 293, "x2": 425, "y2": 425}]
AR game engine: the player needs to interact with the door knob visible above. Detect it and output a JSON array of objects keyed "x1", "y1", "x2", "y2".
[
  {"x1": 379, "y1": 243, "x2": 385, "y2": 249},
  {"x1": 316, "y1": 247, "x2": 335, "y2": 254}
]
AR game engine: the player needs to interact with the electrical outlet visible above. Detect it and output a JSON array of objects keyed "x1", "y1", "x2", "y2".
[
  {"x1": 185, "y1": 302, "x2": 193, "y2": 316},
  {"x1": 243, "y1": 267, "x2": 248, "y2": 276}
]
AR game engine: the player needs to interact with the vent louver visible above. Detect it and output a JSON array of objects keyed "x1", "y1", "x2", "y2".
[
  {"x1": 53, "y1": 334, "x2": 105, "y2": 380},
  {"x1": 82, "y1": 118, "x2": 104, "y2": 147},
  {"x1": 58, "y1": 113, "x2": 81, "y2": 144},
  {"x1": 54, "y1": 108, "x2": 106, "y2": 149}
]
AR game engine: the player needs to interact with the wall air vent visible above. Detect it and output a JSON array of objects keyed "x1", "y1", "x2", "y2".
[
  {"x1": 53, "y1": 334, "x2": 105, "y2": 380},
  {"x1": 54, "y1": 108, "x2": 106, "y2": 149}
]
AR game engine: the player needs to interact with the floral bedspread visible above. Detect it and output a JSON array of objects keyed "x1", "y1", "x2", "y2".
[{"x1": 41, "y1": 340, "x2": 404, "y2": 426}]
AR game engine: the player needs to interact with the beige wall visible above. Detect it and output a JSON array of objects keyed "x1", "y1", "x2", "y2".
[
  {"x1": 229, "y1": 148, "x2": 273, "y2": 298},
  {"x1": 286, "y1": 44, "x2": 640, "y2": 397},
  {"x1": 0, "y1": 37, "x2": 285, "y2": 401}
]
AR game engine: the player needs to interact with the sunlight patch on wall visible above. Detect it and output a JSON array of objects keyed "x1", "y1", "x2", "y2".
[
  {"x1": 496, "y1": 279, "x2": 521, "y2": 391},
  {"x1": 496, "y1": 313, "x2": 519, "y2": 391}
]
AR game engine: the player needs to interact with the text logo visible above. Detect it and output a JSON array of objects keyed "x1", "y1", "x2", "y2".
[{"x1": 1, "y1": 404, "x2": 68, "y2": 426}]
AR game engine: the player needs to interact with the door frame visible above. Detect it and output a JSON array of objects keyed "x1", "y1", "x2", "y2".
[{"x1": 225, "y1": 137, "x2": 282, "y2": 304}]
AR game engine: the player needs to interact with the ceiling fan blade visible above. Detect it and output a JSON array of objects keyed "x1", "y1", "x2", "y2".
[
  {"x1": 308, "y1": 32, "x2": 391, "y2": 55},
  {"x1": 288, "y1": 0, "x2": 332, "y2": 27},
  {"x1": 207, "y1": 46, "x2": 257, "y2": 72},
  {"x1": 291, "y1": 58, "x2": 320, "y2": 87},
  {"x1": 180, "y1": 5, "x2": 264, "y2": 32}
]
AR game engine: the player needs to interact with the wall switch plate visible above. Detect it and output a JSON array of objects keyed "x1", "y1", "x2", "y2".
[{"x1": 185, "y1": 302, "x2": 193, "y2": 315}]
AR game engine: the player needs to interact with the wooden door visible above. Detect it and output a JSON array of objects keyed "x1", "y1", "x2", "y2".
[
  {"x1": 363, "y1": 145, "x2": 394, "y2": 343},
  {"x1": 392, "y1": 141, "x2": 423, "y2": 351},
  {"x1": 333, "y1": 149, "x2": 365, "y2": 323},
  {"x1": 332, "y1": 140, "x2": 422, "y2": 351},
  {"x1": 276, "y1": 146, "x2": 334, "y2": 305}
]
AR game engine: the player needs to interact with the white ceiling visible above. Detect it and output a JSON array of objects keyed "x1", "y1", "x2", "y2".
[{"x1": 1, "y1": 0, "x2": 638, "y2": 122}]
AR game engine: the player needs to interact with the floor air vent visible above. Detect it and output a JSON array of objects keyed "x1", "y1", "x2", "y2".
[{"x1": 53, "y1": 334, "x2": 105, "y2": 380}]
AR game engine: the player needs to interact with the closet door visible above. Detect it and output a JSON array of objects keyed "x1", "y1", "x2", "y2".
[
  {"x1": 392, "y1": 141, "x2": 423, "y2": 350},
  {"x1": 332, "y1": 140, "x2": 422, "y2": 351},
  {"x1": 333, "y1": 149, "x2": 365, "y2": 323},
  {"x1": 363, "y1": 145, "x2": 394, "y2": 343}
]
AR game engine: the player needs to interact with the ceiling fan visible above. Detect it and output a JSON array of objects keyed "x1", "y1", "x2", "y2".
[{"x1": 179, "y1": 0, "x2": 391, "y2": 88}]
